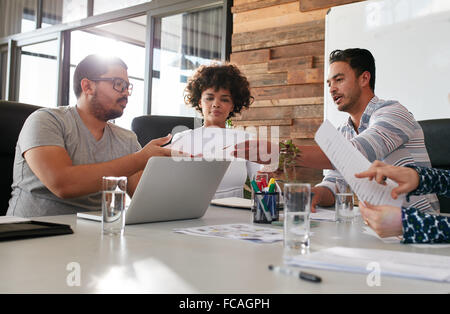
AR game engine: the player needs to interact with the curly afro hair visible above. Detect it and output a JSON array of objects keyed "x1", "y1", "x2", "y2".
[{"x1": 184, "y1": 63, "x2": 253, "y2": 118}]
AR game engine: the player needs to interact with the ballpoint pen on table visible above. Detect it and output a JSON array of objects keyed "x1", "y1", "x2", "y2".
[{"x1": 268, "y1": 265, "x2": 322, "y2": 283}]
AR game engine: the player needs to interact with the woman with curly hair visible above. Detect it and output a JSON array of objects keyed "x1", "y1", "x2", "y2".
[{"x1": 171, "y1": 63, "x2": 261, "y2": 199}]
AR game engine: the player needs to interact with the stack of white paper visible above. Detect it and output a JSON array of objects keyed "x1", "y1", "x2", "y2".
[
  {"x1": 285, "y1": 246, "x2": 450, "y2": 282},
  {"x1": 174, "y1": 223, "x2": 283, "y2": 243}
]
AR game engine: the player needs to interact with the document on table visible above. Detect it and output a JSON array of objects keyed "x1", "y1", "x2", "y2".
[
  {"x1": 285, "y1": 246, "x2": 450, "y2": 283},
  {"x1": 362, "y1": 226, "x2": 401, "y2": 244},
  {"x1": 314, "y1": 120, "x2": 404, "y2": 207},
  {"x1": 210, "y1": 200, "x2": 340, "y2": 221},
  {"x1": 310, "y1": 207, "x2": 337, "y2": 222},
  {"x1": 363, "y1": 226, "x2": 450, "y2": 248},
  {"x1": 211, "y1": 197, "x2": 252, "y2": 209},
  {"x1": 174, "y1": 223, "x2": 283, "y2": 243}
]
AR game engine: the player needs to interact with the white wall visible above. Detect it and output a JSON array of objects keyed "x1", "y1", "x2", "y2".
[{"x1": 325, "y1": 0, "x2": 450, "y2": 127}]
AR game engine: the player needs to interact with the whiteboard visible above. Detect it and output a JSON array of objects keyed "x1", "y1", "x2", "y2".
[{"x1": 324, "y1": 0, "x2": 450, "y2": 127}]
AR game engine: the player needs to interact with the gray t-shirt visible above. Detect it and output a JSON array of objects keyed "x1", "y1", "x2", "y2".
[{"x1": 7, "y1": 106, "x2": 141, "y2": 217}]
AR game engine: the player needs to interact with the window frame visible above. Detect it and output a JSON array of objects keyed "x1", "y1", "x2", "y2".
[
  {"x1": 146, "y1": 0, "x2": 228, "y2": 115},
  {"x1": 0, "y1": 0, "x2": 230, "y2": 119}
]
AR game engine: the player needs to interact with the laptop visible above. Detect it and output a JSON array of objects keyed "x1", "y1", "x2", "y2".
[{"x1": 77, "y1": 157, "x2": 230, "y2": 224}]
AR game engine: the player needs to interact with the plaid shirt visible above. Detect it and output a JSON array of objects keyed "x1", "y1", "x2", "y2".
[
  {"x1": 317, "y1": 96, "x2": 440, "y2": 213},
  {"x1": 402, "y1": 166, "x2": 450, "y2": 243}
]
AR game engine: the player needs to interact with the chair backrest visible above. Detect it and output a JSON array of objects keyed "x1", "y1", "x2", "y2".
[
  {"x1": 418, "y1": 119, "x2": 450, "y2": 213},
  {"x1": 131, "y1": 115, "x2": 196, "y2": 147},
  {"x1": 0, "y1": 100, "x2": 42, "y2": 216}
]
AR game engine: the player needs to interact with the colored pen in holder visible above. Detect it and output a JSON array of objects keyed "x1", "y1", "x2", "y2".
[{"x1": 252, "y1": 191, "x2": 279, "y2": 224}]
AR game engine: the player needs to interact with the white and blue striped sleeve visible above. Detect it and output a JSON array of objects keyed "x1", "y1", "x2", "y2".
[{"x1": 349, "y1": 104, "x2": 416, "y2": 162}]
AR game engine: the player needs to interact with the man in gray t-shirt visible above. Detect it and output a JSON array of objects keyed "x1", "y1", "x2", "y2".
[{"x1": 7, "y1": 55, "x2": 174, "y2": 217}]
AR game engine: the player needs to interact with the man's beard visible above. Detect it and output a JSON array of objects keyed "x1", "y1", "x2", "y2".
[
  {"x1": 90, "y1": 93, "x2": 127, "y2": 121},
  {"x1": 337, "y1": 88, "x2": 361, "y2": 113}
]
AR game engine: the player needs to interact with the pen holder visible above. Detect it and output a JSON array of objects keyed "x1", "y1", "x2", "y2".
[{"x1": 252, "y1": 192, "x2": 280, "y2": 224}]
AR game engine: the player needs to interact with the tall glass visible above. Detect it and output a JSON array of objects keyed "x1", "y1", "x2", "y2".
[
  {"x1": 283, "y1": 183, "x2": 311, "y2": 257},
  {"x1": 102, "y1": 176, "x2": 127, "y2": 236},
  {"x1": 335, "y1": 179, "x2": 355, "y2": 223}
]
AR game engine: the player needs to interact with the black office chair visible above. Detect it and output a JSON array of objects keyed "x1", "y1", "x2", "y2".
[
  {"x1": 131, "y1": 115, "x2": 196, "y2": 147},
  {"x1": 418, "y1": 119, "x2": 450, "y2": 213},
  {"x1": 0, "y1": 100, "x2": 42, "y2": 216}
]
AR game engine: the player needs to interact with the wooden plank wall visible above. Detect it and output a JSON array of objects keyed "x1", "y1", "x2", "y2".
[{"x1": 230, "y1": 0, "x2": 363, "y2": 184}]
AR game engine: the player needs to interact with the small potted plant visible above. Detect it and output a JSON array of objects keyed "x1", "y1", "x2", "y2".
[{"x1": 279, "y1": 139, "x2": 301, "y2": 182}]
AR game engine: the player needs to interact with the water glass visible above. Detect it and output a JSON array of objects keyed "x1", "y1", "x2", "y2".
[
  {"x1": 283, "y1": 183, "x2": 311, "y2": 256},
  {"x1": 335, "y1": 180, "x2": 355, "y2": 223},
  {"x1": 102, "y1": 176, "x2": 127, "y2": 236}
]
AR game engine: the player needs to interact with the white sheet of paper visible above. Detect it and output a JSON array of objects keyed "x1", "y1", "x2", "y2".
[
  {"x1": 310, "y1": 208, "x2": 337, "y2": 222},
  {"x1": 174, "y1": 223, "x2": 283, "y2": 243},
  {"x1": 314, "y1": 120, "x2": 404, "y2": 207},
  {"x1": 359, "y1": 226, "x2": 450, "y2": 247},
  {"x1": 285, "y1": 246, "x2": 450, "y2": 283},
  {"x1": 362, "y1": 226, "x2": 401, "y2": 244},
  {"x1": 169, "y1": 128, "x2": 254, "y2": 160},
  {"x1": 0, "y1": 216, "x2": 31, "y2": 224}
]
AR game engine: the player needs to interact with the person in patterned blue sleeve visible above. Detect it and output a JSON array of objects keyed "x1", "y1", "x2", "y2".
[{"x1": 355, "y1": 160, "x2": 450, "y2": 243}]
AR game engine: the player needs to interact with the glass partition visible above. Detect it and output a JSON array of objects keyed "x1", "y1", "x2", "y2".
[
  {"x1": 42, "y1": 0, "x2": 88, "y2": 27},
  {"x1": 70, "y1": 15, "x2": 147, "y2": 129},
  {"x1": 19, "y1": 40, "x2": 58, "y2": 107},
  {"x1": 151, "y1": 7, "x2": 223, "y2": 117},
  {"x1": 94, "y1": 0, "x2": 151, "y2": 15},
  {"x1": 0, "y1": 0, "x2": 227, "y2": 128}
]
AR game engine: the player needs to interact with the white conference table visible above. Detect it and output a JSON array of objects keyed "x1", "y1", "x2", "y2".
[{"x1": 1, "y1": 205, "x2": 449, "y2": 294}]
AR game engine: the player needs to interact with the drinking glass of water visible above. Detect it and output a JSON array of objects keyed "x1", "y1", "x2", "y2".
[
  {"x1": 335, "y1": 179, "x2": 355, "y2": 223},
  {"x1": 102, "y1": 176, "x2": 127, "y2": 236},
  {"x1": 283, "y1": 183, "x2": 311, "y2": 257}
]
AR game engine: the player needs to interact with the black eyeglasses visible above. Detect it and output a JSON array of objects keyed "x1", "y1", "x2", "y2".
[{"x1": 89, "y1": 77, "x2": 133, "y2": 95}]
